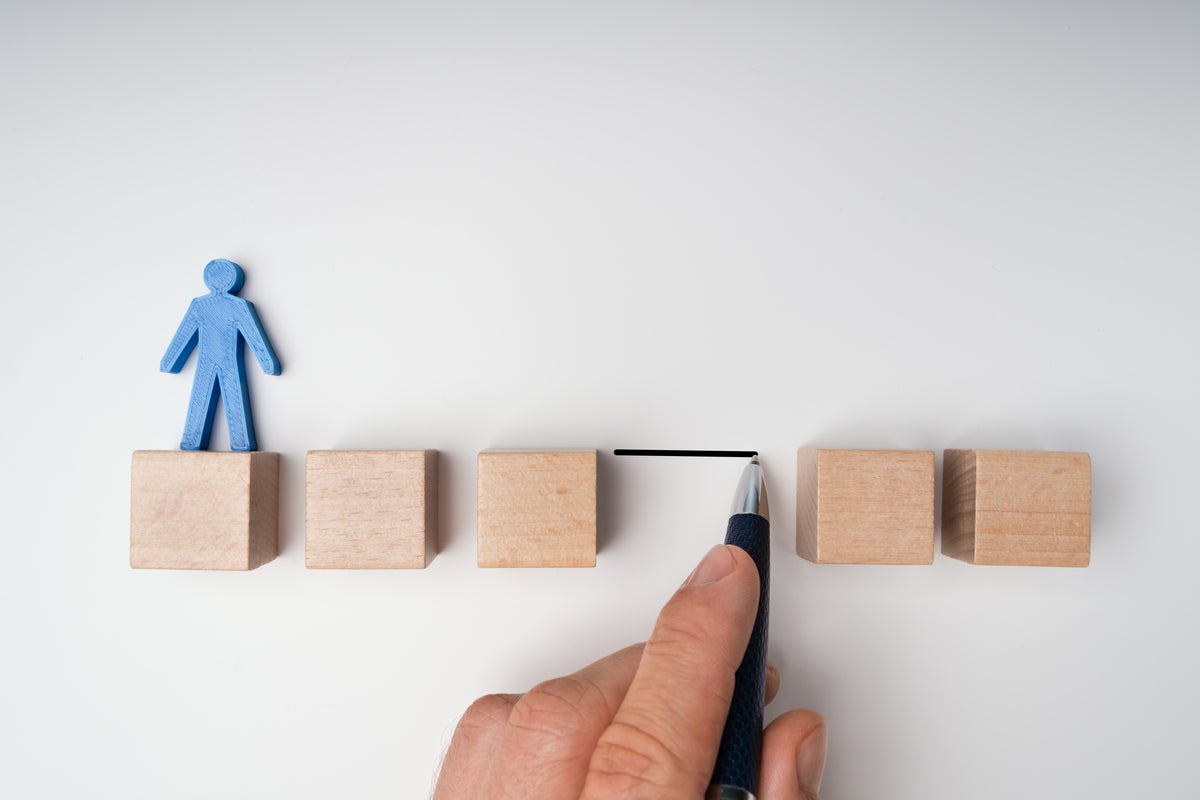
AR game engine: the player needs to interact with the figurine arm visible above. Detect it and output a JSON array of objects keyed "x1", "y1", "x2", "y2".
[
  {"x1": 236, "y1": 299, "x2": 281, "y2": 375},
  {"x1": 160, "y1": 301, "x2": 200, "y2": 373}
]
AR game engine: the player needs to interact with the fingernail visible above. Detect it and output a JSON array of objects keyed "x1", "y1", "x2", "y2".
[
  {"x1": 687, "y1": 545, "x2": 736, "y2": 586},
  {"x1": 796, "y1": 724, "x2": 827, "y2": 794}
]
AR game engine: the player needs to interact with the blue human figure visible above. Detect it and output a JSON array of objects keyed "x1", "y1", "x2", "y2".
[{"x1": 161, "y1": 259, "x2": 281, "y2": 451}]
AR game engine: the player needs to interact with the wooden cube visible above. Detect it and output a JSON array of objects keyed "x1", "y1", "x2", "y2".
[
  {"x1": 305, "y1": 450, "x2": 438, "y2": 569},
  {"x1": 942, "y1": 449, "x2": 1091, "y2": 567},
  {"x1": 130, "y1": 450, "x2": 278, "y2": 570},
  {"x1": 797, "y1": 448, "x2": 935, "y2": 564},
  {"x1": 477, "y1": 449, "x2": 597, "y2": 568}
]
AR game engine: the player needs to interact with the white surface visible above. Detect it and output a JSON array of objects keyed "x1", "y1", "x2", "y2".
[{"x1": 2, "y1": 2, "x2": 1198, "y2": 797}]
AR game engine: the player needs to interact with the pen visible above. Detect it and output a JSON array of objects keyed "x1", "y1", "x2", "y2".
[{"x1": 708, "y1": 456, "x2": 771, "y2": 800}]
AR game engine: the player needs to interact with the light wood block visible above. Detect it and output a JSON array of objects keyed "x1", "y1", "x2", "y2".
[
  {"x1": 477, "y1": 449, "x2": 597, "y2": 568},
  {"x1": 942, "y1": 449, "x2": 1091, "y2": 567},
  {"x1": 797, "y1": 448, "x2": 935, "y2": 564},
  {"x1": 305, "y1": 450, "x2": 438, "y2": 569},
  {"x1": 130, "y1": 450, "x2": 278, "y2": 570}
]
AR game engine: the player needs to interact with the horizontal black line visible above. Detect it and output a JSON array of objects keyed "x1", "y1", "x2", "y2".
[{"x1": 613, "y1": 449, "x2": 758, "y2": 458}]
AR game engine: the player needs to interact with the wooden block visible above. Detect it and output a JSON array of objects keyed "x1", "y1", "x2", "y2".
[
  {"x1": 305, "y1": 450, "x2": 438, "y2": 569},
  {"x1": 477, "y1": 449, "x2": 597, "y2": 568},
  {"x1": 942, "y1": 449, "x2": 1091, "y2": 567},
  {"x1": 130, "y1": 450, "x2": 278, "y2": 570},
  {"x1": 797, "y1": 448, "x2": 935, "y2": 564}
]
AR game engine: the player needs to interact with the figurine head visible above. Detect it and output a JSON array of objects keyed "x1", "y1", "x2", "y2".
[{"x1": 203, "y1": 259, "x2": 245, "y2": 294}]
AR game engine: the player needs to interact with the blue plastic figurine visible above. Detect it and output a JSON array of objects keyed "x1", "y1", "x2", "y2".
[{"x1": 161, "y1": 259, "x2": 281, "y2": 451}]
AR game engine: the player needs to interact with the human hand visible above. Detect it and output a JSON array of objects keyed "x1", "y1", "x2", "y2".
[{"x1": 434, "y1": 544, "x2": 827, "y2": 799}]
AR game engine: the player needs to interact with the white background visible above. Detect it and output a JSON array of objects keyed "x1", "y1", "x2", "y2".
[{"x1": 2, "y1": 2, "x2": 1198, "y2": 798}]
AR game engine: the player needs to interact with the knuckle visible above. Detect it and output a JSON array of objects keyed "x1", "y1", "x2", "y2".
[
  {"x1": 458, "y1": 693, "x2": 515, "y2": 739},
  {"x1": 647, "y1": 612, "x2": 716, "y2": 665},
  {"x1": 649, "y1": 604, "x2": 744, "y2": 680},
  {"x1": 586, "y1": 721, "x2": 684, "y2": 796},
  {"x1": 507, "y1": 676, "x2": 604, "y2": 739}
]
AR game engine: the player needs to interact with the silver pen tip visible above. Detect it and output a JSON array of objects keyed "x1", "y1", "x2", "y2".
[{"x1": 731, "y1": 458, "x2": 769, "y2": 520}]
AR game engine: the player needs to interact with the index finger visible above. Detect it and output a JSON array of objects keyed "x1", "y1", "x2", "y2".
[{"x1": 581, "y1": 545, "x2": 761, "y2": 799}]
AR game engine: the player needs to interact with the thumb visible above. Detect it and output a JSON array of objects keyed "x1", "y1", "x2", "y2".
[{"x1": 581, "y1": 544, "x2": 760, "y2": 799}]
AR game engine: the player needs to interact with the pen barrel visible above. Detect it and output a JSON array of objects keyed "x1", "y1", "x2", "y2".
[{"x1": 710, "y1": 512, "x2": 771, "y2": 798}]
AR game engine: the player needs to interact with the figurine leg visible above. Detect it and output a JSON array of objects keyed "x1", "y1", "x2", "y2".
[
  {"x1": 181, "y1": 368, "x2": 219, "y2": 450},
  {"x1": 218, "y1": 367, "x2": 257, "y2": 452}
]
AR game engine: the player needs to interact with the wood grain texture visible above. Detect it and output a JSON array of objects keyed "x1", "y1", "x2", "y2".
[
  {"x1": 477, "y1": 449, "x2": 597, "y2": 568},
  {"x1": 305, "y1": 450, "x2": 438, "y2": 569},
  {"x1": 942, "y1": 449, "x2": 1091, "y2": 567},
  {"x1": 796, "y1": 448, "x2": 935, "y2": 564},
  {"x1": 130, "y1": 450, "x2": 278, "y2": 570}
]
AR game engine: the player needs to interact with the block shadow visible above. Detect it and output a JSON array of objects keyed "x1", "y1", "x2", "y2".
[{"x1": 596, "y1": 450, "x2": 630, "y2": 557}]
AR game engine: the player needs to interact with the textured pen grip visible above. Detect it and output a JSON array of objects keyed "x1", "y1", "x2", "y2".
[{"x1": 711, "y1": 513, "x2": 771, "y2": 797}]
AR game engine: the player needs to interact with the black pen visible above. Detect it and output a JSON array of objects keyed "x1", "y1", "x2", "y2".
[{"x1": 708, "y1": 456, "x2": 771, "y2": 800}]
